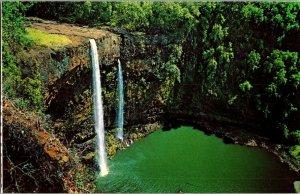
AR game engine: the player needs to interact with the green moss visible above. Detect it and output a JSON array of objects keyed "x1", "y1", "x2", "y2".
[{"x1": 25, "y1": 27, "x2": 72, "y2": 48}]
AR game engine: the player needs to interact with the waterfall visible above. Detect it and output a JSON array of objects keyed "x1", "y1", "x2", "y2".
[
  {"x1": 116, "y1": 59, "x2": 124, "y2": 141},
  {"x1": 89, "y1": 39, "x2": 108, "y2": 177}
]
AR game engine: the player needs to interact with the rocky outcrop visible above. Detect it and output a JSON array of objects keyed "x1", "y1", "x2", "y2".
[{"x1": 2, "y1": 99, "x2": 72, "y2": 192}]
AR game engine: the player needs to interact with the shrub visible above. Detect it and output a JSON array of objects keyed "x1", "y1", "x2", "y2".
[
  {"x1": 2, "y1": 2, "x2": 31, "y2": 98},
  {"x1": 239, "y1": 81, "x2": 253, "y2": 92},
  {"x1": 289, "y1": 145, "x2": 300, "y2": 160},
  {"x1": 20, "y1": 77, "x2": 43, "y2": 111}
]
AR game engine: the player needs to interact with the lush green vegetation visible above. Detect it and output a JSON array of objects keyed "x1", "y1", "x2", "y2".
[
  {"x1": 28, "y1": 1, "x2": 300, "y2": 152},
  {"x1": 2, "y1": 2, "x2": 300, "y2": 193},
  {"x1": 3, "y1": 2, "x2": 29, "y2": 98},
  {"x1": 3, "y1": 2, "x2": 44, "y2": 111},
  {"x1": 4, "y1": 2, "x2": 300, "y2": 157}
]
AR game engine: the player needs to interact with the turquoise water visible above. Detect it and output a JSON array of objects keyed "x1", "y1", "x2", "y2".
[{"x1": 97, "y1": 126, "x2": 298, "y2": 192}]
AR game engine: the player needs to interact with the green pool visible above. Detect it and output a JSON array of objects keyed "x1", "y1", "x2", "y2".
[{"x1": 97, "y1": 126, "x2": 298, "y2": 192}]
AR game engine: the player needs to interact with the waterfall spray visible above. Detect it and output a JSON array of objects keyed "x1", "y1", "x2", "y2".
[
  {"x1": 90, "y1": 39, "x2": 108, "y2": 177},
  {"x1": 116, "y1": 59, "x2": 124, "y2": 141}
]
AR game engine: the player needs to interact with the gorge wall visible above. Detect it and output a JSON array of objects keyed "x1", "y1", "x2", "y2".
[
  {"x1": 22, "y1": 18, "x2": 300, "y2": 146},
  {"x1": 25, "y1": 20, "x2": 176, "y2": 143}
]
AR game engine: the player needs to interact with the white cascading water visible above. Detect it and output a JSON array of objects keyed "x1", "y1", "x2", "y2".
[
  {"x1": 116, "y1": 59, "x2": 124, "y2": 141},
  {"x1": 89, "y1": 39, "x2": 108, "y2": 176}
]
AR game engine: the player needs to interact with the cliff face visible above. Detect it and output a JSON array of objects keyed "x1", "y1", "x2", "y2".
[
  {"x1": 19, "y1": 18, "x2": 298, "y2": 147},
  {"x1": 4, "y1": 20, "x2": 124, "y2": 192},
  {"x1": 20, "y1": 19, "x2": 179, "y2": 145},
  {"x1": 8, "y1": 19, "x2": 175, "y2": 191},
  {"x1": 9, "y1": 20, "x2": 177, "y2": 192}
]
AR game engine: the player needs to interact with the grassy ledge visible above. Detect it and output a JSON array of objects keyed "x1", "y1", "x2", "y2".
[{"x1": 25, "y1": 27, "x2": 72, "y2": 48}]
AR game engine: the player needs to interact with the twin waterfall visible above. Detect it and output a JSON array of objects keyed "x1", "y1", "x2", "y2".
[
  {"x1": 116, "y1": 59, "x2": 124, "y2": 141},
  {"x1": 90, "y1": 39, "x2": 109, "y2": 177},
  {"x1": 90, "y1": 39, "x2": 124, "y2": 176}
]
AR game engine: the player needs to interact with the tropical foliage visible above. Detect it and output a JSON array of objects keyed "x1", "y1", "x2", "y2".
[{"x1": 4, "y1": 1, "x2": 300, "y2": 145}]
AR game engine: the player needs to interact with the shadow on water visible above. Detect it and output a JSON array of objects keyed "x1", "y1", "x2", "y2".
[{"x1": 162, "y1": 114, "x2": 233, "y2": 145}]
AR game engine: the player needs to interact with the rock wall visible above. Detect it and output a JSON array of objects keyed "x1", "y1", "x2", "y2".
[
  {"x1": 20, "y1": 19, "x2": 179, "y2": 149},
  {"x1": 20, "y1": 19, "x2": 267, "y2": 146}
]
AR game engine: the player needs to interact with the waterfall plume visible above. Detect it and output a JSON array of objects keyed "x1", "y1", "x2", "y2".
[
  {"x1": 90, "y1": 39, "x2": 108, "y2": 177},
  {"x1": 116, "y1": 59, "x2": 124, "y2": 141}
]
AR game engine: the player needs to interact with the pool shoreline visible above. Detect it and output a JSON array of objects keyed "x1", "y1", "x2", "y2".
[
  {"x1": 100, "y1": 126, "x2": 299, "y2": 193},
  {"x1": 123, "y1": 120, "x2": 299, "y2": 174}
]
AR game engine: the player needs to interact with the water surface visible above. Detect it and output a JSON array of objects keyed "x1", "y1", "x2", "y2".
[{"x1": 97, "y1": 126, "x2": 298, "y2": 192}]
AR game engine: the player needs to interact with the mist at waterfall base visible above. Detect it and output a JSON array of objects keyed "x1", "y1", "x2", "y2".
[
  {"x1": 116, "y1": 59, "x2": 124, "y2": 141},
  {"x1": 90, "y1": 39, "x2": 108, "y2": 177},
  {"x1": 97, "y1": 126, "x2": 299, "y2": 192}
]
